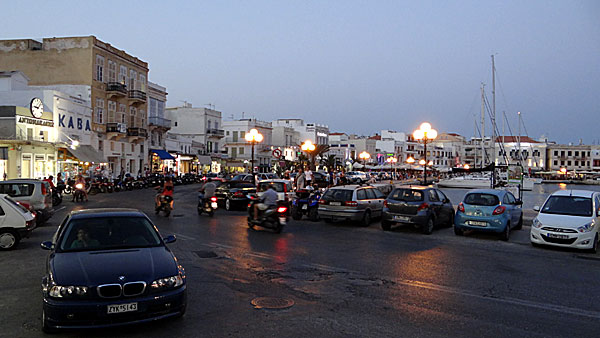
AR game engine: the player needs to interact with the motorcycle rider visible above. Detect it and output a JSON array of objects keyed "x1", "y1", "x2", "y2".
[
  {"x1": 155, "y1": 176, "x2": 174, "y2": 210},
  {"x1": 252, "y1": 184, "x2": 278, "y2": 223},
  {"x1": 198, "y1": 178, "x2": 217, "y2": 206},
  {"x1": 75, "y1": 174, "x2": 88, "y2": 202}
]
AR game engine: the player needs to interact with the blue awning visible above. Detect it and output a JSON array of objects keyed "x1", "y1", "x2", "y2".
[{"x1": 151, "y1": 149, "x2": 175, "y2": 160}]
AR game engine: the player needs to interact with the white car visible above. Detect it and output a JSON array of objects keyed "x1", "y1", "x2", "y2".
[
  {"x1": 0, "y1": 194, "x2": 36, "y2": 250},
  {"x1": 257, "y1": 179, "x2": 294, "y2": 202},
  {"x1": 530, "y1": 190, "x2": 600, "y2": 253},
  {"x1": 345, "y1": 171, "x2": 368, "y2": 183}
]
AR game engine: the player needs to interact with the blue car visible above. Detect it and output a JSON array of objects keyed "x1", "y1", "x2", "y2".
[
  {"x1": 454, "y1": 189, "x2": 523, "y2": 240},
  {"x1": 40, "y1": 209, "x2": 186, "y2": 332}
]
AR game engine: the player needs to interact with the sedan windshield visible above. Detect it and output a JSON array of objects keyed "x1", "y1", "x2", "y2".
[
  {"x1": 541, "y1": 196, "x2": 592, "y2": 217},
  {"x1": 464, "y1": 193, "x2": 499, "y2": 206},
  {"x1": 59, "y1": 216, "x2": 162, "y2": 252}
]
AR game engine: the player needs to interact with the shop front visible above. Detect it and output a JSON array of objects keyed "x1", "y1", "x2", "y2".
[
  {"x1": 57, "y1": 145, "x2": 107, "y2": 179},
  {"x1": 150, "y1": 149, "x2": 175, "y2": 173}
]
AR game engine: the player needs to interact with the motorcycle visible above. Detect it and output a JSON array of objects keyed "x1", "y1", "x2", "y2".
[
  {"x1": 87, "y1": 177, "x2": 102, "y2": 195},
  {"x1": 113, "y1": 177, "x2": 124, "y2": 192},
  {"x1": 72, "y1": 183, "x2": 86, "y2": 202},
  {"x1": 291, "y1": 188, "x2": 321, "y2": 221},
  {"x1": 246, "y1": 195, "x2": 288, "y2": 233},
  {"x1": 51, "y1": 187, "x2": 63, "y2": 207},
  {"x1": 62, "y1": 178, "x2": 75, "y2": 195},
  {"x1": 156, "y1": 195, "x2": 173, "y2": 217},
  {"x1": 197, "y1": 195, "x2": 218, "y2": 217}
]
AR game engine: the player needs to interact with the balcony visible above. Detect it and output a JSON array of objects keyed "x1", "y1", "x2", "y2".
[
  {"x1": 207, "y1": 128, "x2": 225, "y2": 137},
  {"x1": 128, "y1": 90, "x2": 147, "y2": 105},
  {"x1": 106, "y1": 122, "x2": 127, "y2": 140},
  {"x1": 127, "y1": 127, "x2": 148, "y2": 144},
  {"x1": 106, "y1": 82, "x2": 127, "y2": 98},
  {"x1": 148, "y1": 116, "x2": 172, "y2": 130}
]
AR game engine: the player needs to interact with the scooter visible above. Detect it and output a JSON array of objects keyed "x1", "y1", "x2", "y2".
[
  {"x1": 291, "y1": 188, "x2": 321, "y2": 221},
  {"x1": 197, "y1": 195, "x2": 217, "y2": 217},
  {"x1": 51, "y1": 188, "x2": 62, "y2": 207},
  {"x1": 72, "y1": 183, "x2": 86, "y2": 202},
  {"x1": 155, "y1": 195, "x2": 173, "y2": 217},
  {"x1": 246, "y1": 195, "x2": 288, "y2": 233}
]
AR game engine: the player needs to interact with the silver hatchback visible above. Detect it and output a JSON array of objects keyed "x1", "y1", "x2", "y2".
[
  {"x1": 318, "y1": 185, "x2": 386, "y2": 226},
  {"x1": 0, "y1": 179, "x2": 53, "y2": 224}
]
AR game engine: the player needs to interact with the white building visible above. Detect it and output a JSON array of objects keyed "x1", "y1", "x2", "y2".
[
  {"x1": 222, "y1": 119, "x2": 272, "y2": 172},
  {"x1": 271, "y1": 125, "x2": 300, "y2": 161},
  {"x1": 272, "y1": 118, "x2": 329, "y2": 145}
]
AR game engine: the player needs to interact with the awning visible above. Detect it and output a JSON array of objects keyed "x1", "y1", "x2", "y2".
[
  {"x1": 197, "y1": 155, "x2": 212, "y2": 165},
  {"x1": 151, "y1": 149, "x2": 175, "y2": 160},
  {"x1": 67, "y1": 145, "x2": 107, "y2": 164}
]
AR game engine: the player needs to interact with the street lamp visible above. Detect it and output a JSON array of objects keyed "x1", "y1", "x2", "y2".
[
  {"x1": 406, "y1": 156, "x2": 415, "y2": 164},
  {"x1": 301, "y1": 140, "x2": 316, "y2": 170},
  {"x1": 412, "y1": 122, "x2": 437, "y2": 185},
  {"x1": 386, "y1": 156, "x2": 397, "y2": 180},
  {"x1": 245, "y1": 128, "x2": 263, "y2": 184},
  {"x1": 359, "y1": 151, "x2": 371, "y2": 171}
]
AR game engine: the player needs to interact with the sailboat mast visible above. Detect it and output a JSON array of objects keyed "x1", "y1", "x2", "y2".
[
  {"x1": 481, "y1": 83, "x2": 485, "y2": 167},
  {"x1": 491, "y1": 55, "x2": 496, "y2": 165},
  {"x1": 518, "y1": 111, "x2": 522, "y2": 165}
]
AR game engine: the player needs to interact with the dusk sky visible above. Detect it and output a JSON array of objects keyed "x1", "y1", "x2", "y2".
[{"x1": 3, "y1": 1, "x2": 599, "y2": 144}]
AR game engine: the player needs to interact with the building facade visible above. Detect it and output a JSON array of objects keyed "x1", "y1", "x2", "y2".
[{"x1": 222, "y1": 119, "x2": 272, "y2": 173}]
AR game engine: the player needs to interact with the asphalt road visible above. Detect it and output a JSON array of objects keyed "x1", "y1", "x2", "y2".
[{"x1": 1, "y1": 183, "x2": 599, "y2": 338}]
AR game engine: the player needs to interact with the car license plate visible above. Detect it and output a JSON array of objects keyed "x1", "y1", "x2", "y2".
[
  {"x1": 469, "y1": 221, "x2": 487, "y2": 226},
  {"x1": 547, "y1": 233, "x2": 569, "y2": 239},
  {"x1": 211, "y1": 202, "x2": 218, "y2": 208},
  {"x1": 279, "y1": 217, "x2": 287, "y2": 224},
  {"x1": 302, "y1": 204, "x2": 308, "y2": 210},
  {"x1": 394, "y1": 216, "x2": 410, "y2": 221},
  {"x1": 329, "y1": 201, "x2": 341, "y2": 206},
  {"x1": 107, "y1": 302, "x2": 138, "y2": 314}
]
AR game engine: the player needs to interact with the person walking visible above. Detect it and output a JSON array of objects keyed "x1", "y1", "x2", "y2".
[
  {"x1": 305, "y1": 168, "x2": 313, "y2": 187},
  {"x1": 296, "y1": 168, "x2": 306, "y2": 191}
]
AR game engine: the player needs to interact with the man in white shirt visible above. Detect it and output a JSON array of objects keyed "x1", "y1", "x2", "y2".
[{"x1": 305, "y1": 168, "x2": 313, "y2": 187}]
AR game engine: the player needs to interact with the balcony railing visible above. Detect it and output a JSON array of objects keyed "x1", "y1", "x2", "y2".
[
  {"x1": 207, "y1": 128, "x2": 225, "y2": 136},
  {"x1": 127, "y1": 127, "x2": 148, "y2": 138},
  {"x1": 128, "y1": 90, "x2": 147, "y2": 102},
  {"x1": 106, "y1": 122, "x2": 127, "y2": 133},
  {"x1": 149, "y1": 116, "x2": 172, "y2": 129},
  {"x1": 106, "y1": 82, "x2": 127, "y2": 95}
]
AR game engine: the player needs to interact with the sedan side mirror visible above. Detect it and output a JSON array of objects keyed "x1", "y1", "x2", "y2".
[
  {"x1": 533, "y1": 206, "x2": 540, "y2": 212},
  {"x1": 40, "y1": 241, "x2": 53, "y2": 250},
  {"x1": 163, "y1": 235, "x2": 177, "y2": 244},
  {"x1": 515, "y1": 200, "x2": 523, "y2": 205}
]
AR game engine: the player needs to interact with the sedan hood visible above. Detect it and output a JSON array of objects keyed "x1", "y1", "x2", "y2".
[
  {"x1": 535, "y1": 213, "x2": 593, "y2": 228},
  {"x1": 50, "y1": 246, "x2": 178, "y2": 286}
]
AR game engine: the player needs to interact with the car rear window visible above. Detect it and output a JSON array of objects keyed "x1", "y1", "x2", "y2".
[
  {"x1": 232, "y1": 182, "x2": 255, "y2": 189},
  {"x1": 389, "y1": 189, "x2": 424, "y2": 202},
  {"x1": 258, "y1": 182, "x2": 286, "y2": 192},
  {"x1": 322, "y1": 189, "x2": 353, "y2": 202},
  {"x1": 0, "y1": 183, "x2": 35, "y2": 197},
  {"x1": 464, "y1": 193, "x2": 499, "y2": 206},
  {"x1": 4, "y1": 196, "x2": 30, "y2": 214},
  {"x1": 541, "y1": 196, "x2": 592, "y2": 217}
]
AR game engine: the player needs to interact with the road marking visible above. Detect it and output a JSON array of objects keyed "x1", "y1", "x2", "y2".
[
  {"x1": 173, "y1": 233, "x2": 196, "y2": 241},
  {"x1": 54, "y1": 206, "x2": 66, "y2": 212}
]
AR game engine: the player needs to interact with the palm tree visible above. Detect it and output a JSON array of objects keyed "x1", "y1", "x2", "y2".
[
  {"x1": 305, "y1": 144, "x2": 330, "y2": 170},
  {"x1": 320, "y1": 154, "x2": 337, "y2": 172}
]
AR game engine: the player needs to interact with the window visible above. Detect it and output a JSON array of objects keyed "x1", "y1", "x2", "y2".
[
  {"x1": 575, "y1": 161, "x2": 579, "y2": 166},
  {"x1": 119, "y1": 104, "x2": 127, "y2": 124},
  {"x1": 553, "y1": 160, "x2": 557, "y2": 165},
  {"x1": 110, "y1": 142, "x2": 115, "y2": 151},
  {"x1": 240, "y1": 131, "x2": 246, "y2": 139},
  {"x1": 208, "y1": 120, "x2": 212, "y2": 130},
  {"x1": 568, "y1": 161, "x2": 572, "y2": 166},
  {"x1": 226, "y1": 131, "x2": 230, "y2": 136},
  {"x1": 98, "y1": 140, "x2": 103, "y2": 151},
  {"x1": 95, "y1": 55, "x2": 104, "y2": 82},
  {"x1": 568, "y1": 151, "x2": 572, "y2": 156},
  {"x1": 108, "y1": 60, "x2": 116, "y2": 82},
  {"x1": 357, "y1": 189, "x2": 367, "y2": 200},
  {"x1": 131, "y1": 144, "x2": 135, "y2": 152},
  {"x1": 239, "y1": 147, "x2": 244, "y2": 155},
  {"x1": 215, "y1": 122, "x2": 218, "y2": 130},
  {"x1": 140, "y1": 144, "x2": 144, "y2": 154},
  {"x1": 95, "y1": 98, "x2": 104, "y2": 124},
  {"x1": 436, "y1": 190, "x2": 448, "y2": 202},
  {"x1": 129, "y1": 69, "x2": 137, "y2": 90},
  {"x1": 130, "y1": 107, "x2": 136, "y2": 127},
  {"x1": 0, "y1": 183, "x2": 34, "y2": 197},
  {"x1": 119, "y1": 65, "x2": 128, "y2": 85},
  {"x1": 174, "y1": 122, "x2": 178, "y2": 127},
  {"x1": 365, "y1": 188, "x2": 376, "y2": 200},
  {"x1": 138, "y1": 74, "x2": 146, "y2": 91},
  {"x1": 428, "y1": 189, "x2": 439, "y2": 202},
  {"x1": 554, "y1": 151, "x2": 558, "y2": 156},
  {"x1": 575, "y1": 151, "x2": 579, "y2": 157},
  {"x1": 233, "y1": 131, "x2": 238, "y2": 142},
  {"x1": 108, "y1": 100, "x2": 116, "y2": 122},
  {"x1": 121, "y1": 143, "x2": 125, "y2": 152}
]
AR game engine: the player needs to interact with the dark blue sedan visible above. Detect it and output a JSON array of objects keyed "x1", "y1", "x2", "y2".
[{"x1": 40, "y1": 209, "x2": 186, "y2": 332}]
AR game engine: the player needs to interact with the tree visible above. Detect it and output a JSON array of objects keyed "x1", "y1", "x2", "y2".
[{"x1": 320, "y1": 154, "x2": 337, "y2": 172}]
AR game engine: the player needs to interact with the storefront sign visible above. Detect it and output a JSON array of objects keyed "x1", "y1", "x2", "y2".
[
  {"x1": 58, "y1": 114, "x2": 91, "y2": 131},
  {"x1": 18, "y1": 116, "x2": 54, "y2": 127}
]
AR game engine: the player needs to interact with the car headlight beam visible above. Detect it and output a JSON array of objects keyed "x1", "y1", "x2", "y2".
[{"x1": 49, "y1": 285, "x2": 88, "y2": 298}]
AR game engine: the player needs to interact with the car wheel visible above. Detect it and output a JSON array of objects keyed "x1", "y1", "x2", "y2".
[
  {"x1": 588, "y1": 234, "x2": 598, "y2": 254},
  {"x1": 0, "y1": 229, "x2": 19, "y2": 250},
  {"x1": 381, "y1": 220, "x2": 392, "y2": 231},
  {"x1": 453, "y1": 226, "x2": 464, "y2": 236},
  {"x1": 225, "y1": 198, "x2": 232, "y2": 211},
  {"x1": 422, "y1": 217, "x2": 434, "y2": 235},
  {"x1": 360, "y1": 211, "x2": 371, "y2": 227},
  {"x1": 445, "y1": 211, "x2": 455, "y2": 228},
  {"x1": 500, "y1": 223, "x2": 511, "y2": 241},
  {"x1": 514, "y1": 214, "x2": 523, "y2": 230}
]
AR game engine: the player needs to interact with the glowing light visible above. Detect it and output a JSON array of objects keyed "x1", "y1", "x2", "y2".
[
  {"x1": 406, "y1": 157, "x2": 415, "y2": 164},
  {"x1": 301, "y1": 140, "x2": 316, "y2": 152},
  {"x1": 245, "y1": 128, "x2": 263, "y2": 143}
]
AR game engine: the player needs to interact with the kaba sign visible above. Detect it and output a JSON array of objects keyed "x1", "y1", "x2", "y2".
[{"x1": 58, "y1": 114, "x2": 91, "y2": 131}]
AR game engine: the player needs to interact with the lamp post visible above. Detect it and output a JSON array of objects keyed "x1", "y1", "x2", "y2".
[
  {"x1": 386, "y1": 156, "x2": 397, "y2": 180},
  {"x1": 301, "y1": 140, "x2": 316, "y2": 170},
  {"x1": 412, "y1": 122, "x2": 437, "y2": 185},
  {"x1": 359, "y1": 151, "x2": 371, "y2": 171},
  {"x1": 245, "y1": 128, "x2": 263, "y2": 185}
]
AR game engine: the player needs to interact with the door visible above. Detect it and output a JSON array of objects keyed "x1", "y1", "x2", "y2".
[
  {"x1": 504, "y1": 192, "x2": 521, "y2": 225},
  {"x1": 367, "y1": 188, "x2": 385, "y2": 216},
  {"x1": 356, "y1": 189, "x2": 369, "y2": 213},
  {"x1": 427, "y1": 189, "x2": 443, "y2": 225},
  {"x1": 436, "y1": 189, "x2": 452, "y2": 224},
  {"x1": 21, "y1": 154, "x2": 32, "y2": 178},
  {"x1": 0, "y1": 204, "x2": 6, "y2": 228}
]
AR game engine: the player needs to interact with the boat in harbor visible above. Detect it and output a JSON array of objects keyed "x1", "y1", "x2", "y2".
[
  {"x1": 437, "y1": 175, "x2": 493, "y2": 189},
  {"x1": 508, "y1": 177, "x2": 535, "y2": 191}
]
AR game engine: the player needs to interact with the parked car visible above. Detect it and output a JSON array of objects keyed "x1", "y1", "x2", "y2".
[
  {"x1": 530, "y1": 189, "x2": 600, "y2": 253},
  {"x1": 40, "y1": 209, "x2": 186, "y2": 332},
  {"x1": 257, "y1": 179, "x2": 294, "y2": 203},
  {"x1": 454, "y1": 189, "x2": 523, "y2": 240},
  {"x1": 214, "y1": 181, "x2": 256, "y2": 210},
  {"x1": 290, "y1": 171, "x2": 330, "y2": 188},
  {"x1": 345, "y1": 171, "x2": 368, "y2": 184},
  {"x1": 318, "y1": 185, "x2": 386, "y2": 226},
  {"x1": 0, "y1": 179, "x2": 53, "y2": 224},
  {"x1": 0, "y1": 194, "x2": 36, "y2": 250},
  {"x1": 381, "y1": 186, "x2": 454, "y2": 234}
]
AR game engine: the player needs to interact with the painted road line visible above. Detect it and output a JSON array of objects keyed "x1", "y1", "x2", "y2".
[{"x1": 173, "y1": 233, "x2": 197, "y2": 241}]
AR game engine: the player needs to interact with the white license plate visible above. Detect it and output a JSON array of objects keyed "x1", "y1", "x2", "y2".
[
  {"x1": 469, "y1": 221, "x2": 487, "y2": 226},
  {"x1": 302, "y1": 204, "x2": 308, "y2": 210},
  {"x1": 107, "y1": 302, "x2": 138, "y2": 314},
  {"x1": 279, "y1": 217, "x2": 287, "y2": 224},
  {"x1": 547, "y1": 233, "x2": 569, "y2": 239},
  {"x1": 211, "y1": 202, "x2": 218, "y2": 208},
  {"x1": 329, "y1": 202, "x2": 341, "y2": 206},
  {"x1": 394, "y1": 216, "x2": 410, "y2": 221}
]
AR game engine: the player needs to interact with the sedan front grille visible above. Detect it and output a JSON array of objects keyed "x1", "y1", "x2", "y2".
[
  {"x1": 97, "y1": 284, "x2": 122, "y2": 298},
  {"x1": 123, "y1": 282, "x2": 146, "y2": 296},
  {"x1": 541, "y1": 227, "x2": 578, "y2": 233}
]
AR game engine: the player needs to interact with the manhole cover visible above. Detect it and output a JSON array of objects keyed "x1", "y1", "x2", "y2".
[
  {"x1": 195, "y1": 250, "x2": 218, "y2": 258},
  {"x1": 251, "y1": 297, "x2": 294, "y2": 309}
]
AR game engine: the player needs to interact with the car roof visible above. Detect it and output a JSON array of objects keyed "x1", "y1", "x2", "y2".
[
  {"x1": 0, "y1": 179, "x2": 43, "y2": 183},
  {"x1": 395, "y1": 185, "x2": 430, "y2": 190},
  {"x1": 550, "y1": 190, "x2": 596, "y2": 198},
  {"x1": 258, "y1": 179, "x2": 290, "y2": 183},
  {"x1": 329, "y1": 185, "x2": 371, "y2": 190},
  {"x1": 69, "y1": 208, "x2": 146, "y2": 219},
  {"x1": 466, "y1": 189, "x2": 506, "y2": 196}
]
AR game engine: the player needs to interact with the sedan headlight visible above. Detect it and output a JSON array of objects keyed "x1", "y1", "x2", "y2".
[
  {"x1": 48, "y1": 285, "x2": 88, "y2": 298},
  {"x1": 151, "y1": 275, "x2": 184, "y2": 289},
  {"x1": 577, "y1": 222, "x2": 595, "y2": 233},
  {"x1": 532, "y1": 218, "x2": 542, "y2": 228}
]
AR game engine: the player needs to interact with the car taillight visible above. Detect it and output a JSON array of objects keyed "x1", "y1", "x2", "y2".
[
  {"x1": 233, "y1": 191, "x2": 243, "y2": 197},
  {"x1": 41, "y1": 184, "x2": 47, "y2": 195},
  {"x1": 457, "y1": 202, "x2": 465, "y2": 213},
  {"x1": 417, "y1": 202, "x2": 429, "y2": 211},
  {"x1": 493, "y1": 206, "x2": 506, "y2": 215},
  {"x1": 383, "y1": 200, "x2": 388, "y2": 208},
  {"x1": 277, "y1": 206, "x2": 287, "y2": 213},
  {"x1": 319, "y1": 199, "x2": 327, "y2": 205},
  {"x1": 345, "y1": 201, "x2": 358, "y2": 207},
  {"x1": 210, "y1": 197, "x2": 217, "y2": 202}
]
